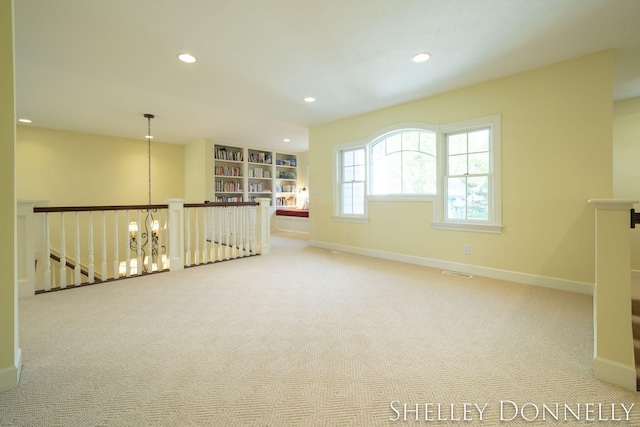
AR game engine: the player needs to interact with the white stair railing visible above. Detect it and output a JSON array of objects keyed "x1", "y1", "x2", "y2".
[{"x1": 16, "y1": 199, "x2": 270, "y2": 296}]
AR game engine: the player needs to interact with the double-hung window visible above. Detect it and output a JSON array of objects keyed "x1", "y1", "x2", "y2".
[
  {"x1": 338, "y1": 147, "x2": 366, "y2": 217},
  {"x1": 437, "y1": 115, "x2": 501, "y2": 232},
  {"x1": 445, "y1": 128, "x2": 491, "y2": 220}
]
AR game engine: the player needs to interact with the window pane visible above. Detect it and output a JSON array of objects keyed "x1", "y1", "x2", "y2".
[
  {"x1": 371, "y1": 152, "x2": 401, "y2": 194},
  {"x1": 342, "y1": 183, "x2": 353, "y2": 214},
  {"x1": 354, "y1": 165, "x2": 365, "y2": 181},
  {"x1": 423, "y1": 155, "x2": 437, "y2": 194},
  {"x1": 402, "y1": 131, "x2": 419, "y2": 152},
  {"x1": 468, "y1": 152, "x2": 489, "y2": 174},
  {"x1": 386, "y1": 133, "x2": 401, "y2": 154},
  {"x1": 343, "y1": 150, "x2": 354, "y2": 167},
  {"x1": 448, "y1": 154, "x2": 467, "y2": 176},
  {"x1": 354, "y1": 148, "x2": 365, "y2": 165},
  {"x1": 402, "y1": 152, "x2": 435, "y2": 193},
  {"x1": 343, "y1": 165, "x2": 354, "y2": 182},
  {"x1": 448, "y1": 133, "x2": 467, "y2": 155},
  {"x1": 420, "y1": 131, "x2": 436, "y2": 156},
  {"x1": 467, "y1": 176, "x2": 488, "y2": 220},
  {"x1": 352, "y1": 182, "x2": 365, "y2": 215},
  {"x1": 371, "y1": 141, "x2": 385, "y2": 162},
  {"x1": 468, "y1": 129, "x2": 489, "y2": 153},
  {"x1": 447, "y1": 177, "x2": 467, "y2": 220}
]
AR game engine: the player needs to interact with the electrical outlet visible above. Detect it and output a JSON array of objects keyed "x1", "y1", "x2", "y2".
[
  {"x1": 463, "y1": 244, "x2": 470, "y2": 255},
  {"x1": 347, "y1": 232, "x2": 351, "y2": 240}
]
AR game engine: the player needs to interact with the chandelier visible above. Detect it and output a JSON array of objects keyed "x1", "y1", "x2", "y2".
[{"x1": 127, "y1": 113, "x2": 166, "y2": 273}]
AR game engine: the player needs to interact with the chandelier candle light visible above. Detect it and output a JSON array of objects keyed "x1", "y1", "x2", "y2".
[{"x1": 127, "y1": 113, "x2": 166, "y2": 274}]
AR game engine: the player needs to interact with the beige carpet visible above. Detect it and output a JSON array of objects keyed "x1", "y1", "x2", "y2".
[{"x1": 1, "y1": 233, "x2": 640, "y2": 426}]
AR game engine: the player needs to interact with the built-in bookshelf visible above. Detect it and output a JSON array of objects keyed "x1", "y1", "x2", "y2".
[
  {"x1": 213, "y1": 145, "x2": 244, "y2": 203},
  {"x1": 275, "y1": 153, "x2": 297, "y2": 207},
  {"x1": 247, "y1": 148, "x2": 272, "y2": 202},
  {"x1": 212, "y1": 144, "x2": 297, "y2": 206}
]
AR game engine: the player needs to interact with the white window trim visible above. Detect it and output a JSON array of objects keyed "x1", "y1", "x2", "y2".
[
  {"x1": 333, "y1": 141, "x2": 369, "y2": 222},
  {"x1": 432, "y1": 114, "x2": 503, "y2": 233}
]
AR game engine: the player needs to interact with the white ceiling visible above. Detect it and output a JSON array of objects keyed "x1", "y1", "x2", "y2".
[{"x1": 14, "y1": 0, "x2": 640, "y2": 153}]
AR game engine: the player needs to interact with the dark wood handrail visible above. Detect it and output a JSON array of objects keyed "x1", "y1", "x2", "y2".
[
  {"x1": 34, "y1": 201, "x2": 258, "y2": 213},
  {"x1": 184, "y1": 202, "x2": 259, "y2": 208},
  {"x1": 34, "y1": 204, "x2": 169, "y2": 213},
  {"x1": 49, "y1": 253, "x2": 89, "y2": 278}
]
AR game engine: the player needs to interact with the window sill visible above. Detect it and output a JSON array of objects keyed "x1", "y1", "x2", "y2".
[
  {"x1": 333, "y1": 216, "x2": 370, "y2": 224},
  {"x1": 432, "y1": 221, "x2": 503, "y2": 234}
]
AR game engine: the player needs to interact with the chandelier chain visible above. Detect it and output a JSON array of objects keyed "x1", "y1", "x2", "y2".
[{"x1": 147, "y1": 115, "x2": 152, "y2": 205}]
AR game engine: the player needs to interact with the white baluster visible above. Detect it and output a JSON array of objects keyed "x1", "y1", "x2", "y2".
[
  {"x1": 250, "y1": 205, "x2": 257, "y2": 254},
  {"x1": 214, "y1": 206, "x2": 217, "y2": 262},
  {"x1": 220, "y1": 206, "x2": 226, "y2": 261},
  {"x1": 157, "y1": 210, "x2": 164, "y2": 271},
  {"x1": 246, "y1": 206, "x2": 253, "y2": 255},
  {"x1": 125, "y1": 210, "x2": 131, "y2": 277},
  {"x1": 225, "y1": 207, "x2": 231, "y2": 260},
  {"x1": 101, "y1": 211, "x2": 107, "y2": 281},
  {"x1": 88, "y1": 212, "x2": 95, "y2": 283},
  {"x1": 240, "y1": 206, "x2": 247, "y2": 257},
  {"x1": 237, "y1": 206, "x2": 244, "y2": 258},
  {"x1": 185, "y1": 208, "x2": 191, "y2": 267},
  {"x1": 231, "y1": 206, "x2": 237, "y2": 259},
  {"x1": 59, "y1": 212, "x2": 67, "y2": 289},
  {"x1": 113, "y1": 211, "x2": 119, "y2": 280},
  {"x1": 74, "y1": 211, "x2": 81, "y2": 286},
  {"x1": 194, "y1": 208, "x2": 200, "y2": 265},
  {"x1": 136, "y1": 210, "x2": 142, "y2": 275},
  {"x1": 202, "y1": 207, "x2": 209, "y2": 264},
  {"x1": 213, "y1": 206, "x2": 222, "y2": 261},
  {"x1": 146, "y1": 211, "x2": 153, "y2": 273},
  {"x1": 43, "y1": 212, "x2": 51, "y2": 291}
]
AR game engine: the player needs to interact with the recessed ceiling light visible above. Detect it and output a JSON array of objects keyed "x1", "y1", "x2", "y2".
[
  {"x1": 18, "y1": 118, "x2": 32, "y2": 123},
  {"x1": 412, "y1": 52, "x2": 431, "y2": 63},
  {"x1": 283, "y1": 138, "x2": 291, "y2": 142},
  {"x1": 177, "y1": 53, "x2": 197, "y2": 63},
  {"x1": 303, "y1": 97, "x2": 316, "y2": 103}
]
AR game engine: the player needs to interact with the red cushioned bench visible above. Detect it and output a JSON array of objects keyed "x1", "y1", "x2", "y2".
[{"x1": 275, "y1": 208, "x2": 309, "y2": 218}]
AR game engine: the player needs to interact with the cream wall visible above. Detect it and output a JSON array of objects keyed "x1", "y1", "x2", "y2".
[
  {"x1": 17, "y1": 126, "x2": 185, "y2": 205},
  {"x1": 184, "y1": 138, "x2": 213, "y2": 203},
  {"x1": 613, "y1": 96, "x2": 640, "y2": 271},
  {"x1": 309, "y1": 51, "x2": 614, "y2": 287},
  {"x1": 0, "y1": 0, "x2": 20, "y2": 393}
]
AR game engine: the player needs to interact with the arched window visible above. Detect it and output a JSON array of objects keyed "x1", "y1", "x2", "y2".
[{"x1": 369, "y1": 128, "x2": 437, "y2": 195}]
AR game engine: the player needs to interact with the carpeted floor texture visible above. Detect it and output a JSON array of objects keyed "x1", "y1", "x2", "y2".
[{"x1": 1, "y1": 233, "x2": 640, "y2": 426}]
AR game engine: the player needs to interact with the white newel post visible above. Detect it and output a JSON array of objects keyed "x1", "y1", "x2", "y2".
[
  {"x1": 256, "y1": 198, "x2": 271, "y2": 255},
  {"x1": 166, "y1": 199, "x2": 185, "y2": 271},
  {"x1": 588, "y1": 199, "x2": 638, "y2": 391},
  {"x1": 16, "y1": 201, "x2": 35, "y2": 298}
]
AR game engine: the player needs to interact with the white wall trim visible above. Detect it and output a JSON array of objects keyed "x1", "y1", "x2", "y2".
[
  {"x1": 309, "y1": 240, "x2": 594, "y2": 295},
  {"x1": 0, "y1": 348, "x2": 21, "y2": 393},
  {"x1": 593, "y1": 356, "x2": 637, "y2": 392}
]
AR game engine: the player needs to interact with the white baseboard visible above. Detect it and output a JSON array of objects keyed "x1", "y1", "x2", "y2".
[
  {"x1": 309, "y1": 240, "x2": 594, "y2": 295},
  {"x1": 594, "y1": 356, "x2": 637, "y2": 392},
  {"x1": 0, "y1": 348, "x2": 22, "y2": 393}
]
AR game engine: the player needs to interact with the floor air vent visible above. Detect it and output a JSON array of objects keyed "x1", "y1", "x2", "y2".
[{"x1": 442, "y1": 270, "x2": 473, "y2": 279}]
